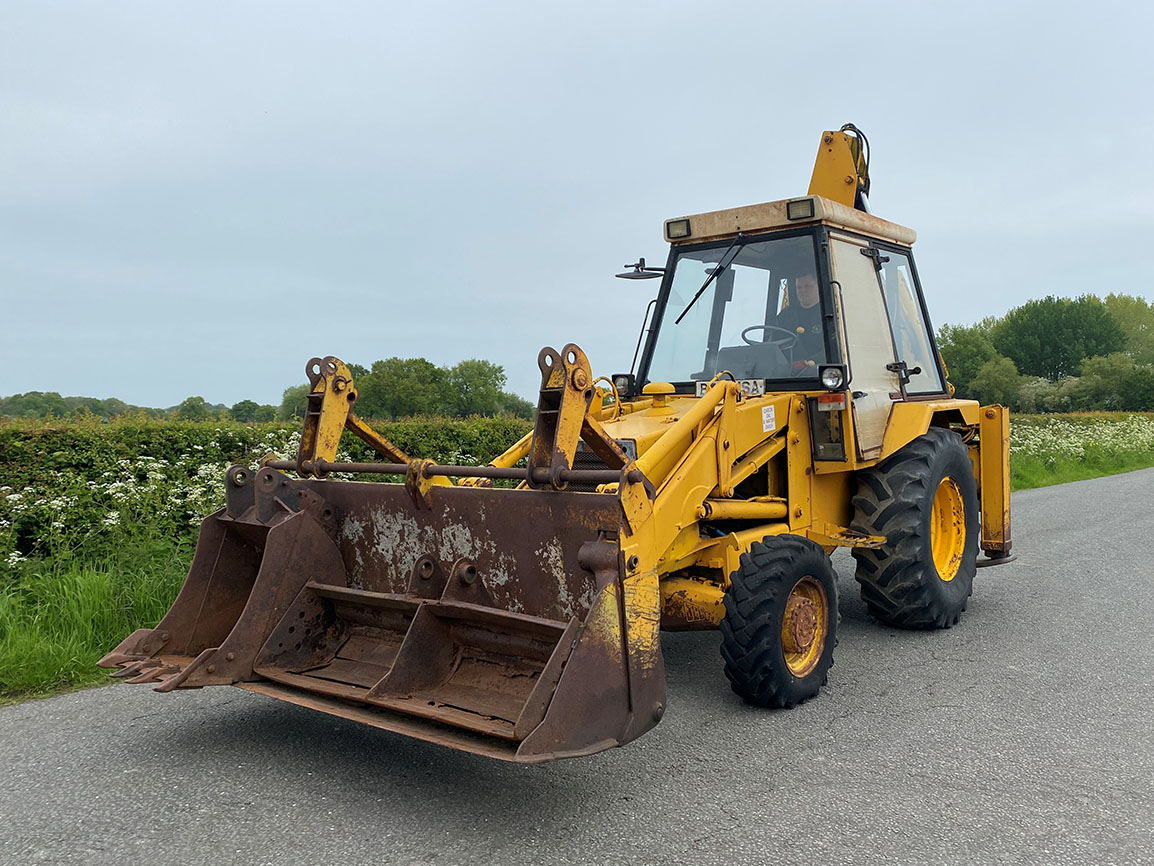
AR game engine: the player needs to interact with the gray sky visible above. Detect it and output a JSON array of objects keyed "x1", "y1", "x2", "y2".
[{"x1": 3, "y1": 1, "x2": 1152, "y2": 407}]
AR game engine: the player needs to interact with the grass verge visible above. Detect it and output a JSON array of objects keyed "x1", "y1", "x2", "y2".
[
  {"x1": 0, "y1": 539, "x2": 190, "y2": 702},
  {"x1": 1011, "y1": 448, "x2": 1154, "y2": 490}
]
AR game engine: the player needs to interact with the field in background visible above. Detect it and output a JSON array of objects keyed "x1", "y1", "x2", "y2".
[{"x1": 2, "y1": 412, "x2": 1152, "y2": 700}]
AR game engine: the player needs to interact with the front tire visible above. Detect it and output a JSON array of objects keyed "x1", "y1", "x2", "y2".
[
  {"x1": 851, "y1": 427, "x2": 978, "y2": 629},
  {"x1": 720, "y1": 535, "x2": 838, "y2": 708}
]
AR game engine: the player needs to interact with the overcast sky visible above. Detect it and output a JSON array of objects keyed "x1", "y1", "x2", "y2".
[{"x1": 3, "y1": 1, "x2": 1152, "y2": 407}]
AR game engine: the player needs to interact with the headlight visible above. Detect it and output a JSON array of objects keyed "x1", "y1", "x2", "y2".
[
  {"x1": 611, "y1": 374, "x2": 634, "y2": 397},
  {"x1": 819, "y1": 364, "x2": 846, "y2": 390},
  {"x1": 786, "y1": 198, "x2": 815, "y2": 221},
  {"x1": 665, "y1": 218, "x2": 691, "y2": 240}
]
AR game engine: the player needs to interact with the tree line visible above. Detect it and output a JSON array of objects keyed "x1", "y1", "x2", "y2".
[
  {"x1": 9, "y1": 296, "x2": 1154, "y2": 423},
  {"x1": 277, "y1": 357, "x2": 535, "y2": 421},
  {"x1": 937, "y1": 293, "x2": 1154, "y2": 412},
  {"x1": 0, "y1": 357, "x2": 536, "y2": 422}
]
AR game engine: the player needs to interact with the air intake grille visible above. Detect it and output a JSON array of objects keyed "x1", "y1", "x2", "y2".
[{"x1": 569, "y1": 440, "x2": 637, "y2": 492}]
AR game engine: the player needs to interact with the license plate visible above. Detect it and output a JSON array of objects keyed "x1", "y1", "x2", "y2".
[{"x1": 696, "y1": 378, "x2": 766, "y2": 397}]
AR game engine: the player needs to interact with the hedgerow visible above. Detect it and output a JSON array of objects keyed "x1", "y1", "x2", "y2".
[{"x1": 0, "y1": 415, "x2": 531, "y2": 567}]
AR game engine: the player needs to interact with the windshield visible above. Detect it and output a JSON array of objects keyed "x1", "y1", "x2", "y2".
[{"x1": 646, "y1": 233, "x2": 827, "y2": 385}]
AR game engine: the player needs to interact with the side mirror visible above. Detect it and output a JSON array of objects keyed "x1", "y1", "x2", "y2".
[{"x1": 615, "y1": 257, "x2": 664, "y2": 280}]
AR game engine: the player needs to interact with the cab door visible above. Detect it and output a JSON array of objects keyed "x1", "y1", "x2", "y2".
[{"x1": 829, "y1": 233, "x2": 901, "y2": 460}]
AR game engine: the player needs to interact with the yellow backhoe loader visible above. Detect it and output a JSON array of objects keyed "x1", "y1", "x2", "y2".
[{"x1": 101, "y1": 125, "x2": 1013, "y2": 762}]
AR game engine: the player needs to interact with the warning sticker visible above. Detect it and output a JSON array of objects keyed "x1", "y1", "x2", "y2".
[{"x1": 762, "y1": 405, "x2": 776, "y2": 432}]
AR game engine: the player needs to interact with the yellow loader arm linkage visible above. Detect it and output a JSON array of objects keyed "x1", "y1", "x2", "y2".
[
  {"x1": 294, "y1": 356, "x2": 436, "y2": 479},
  {"x1": 294, "y1": 356, "x2": 558, "y2": 488}
]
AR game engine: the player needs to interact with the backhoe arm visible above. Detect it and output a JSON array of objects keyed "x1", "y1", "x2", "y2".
[{"x1": 808, "y1": 124, "x2": 871, "y2": 211}]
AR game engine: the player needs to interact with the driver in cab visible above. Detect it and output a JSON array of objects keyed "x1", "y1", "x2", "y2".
[{"x1": 774, "y1": 272, "x2": 825, "y2": 372}]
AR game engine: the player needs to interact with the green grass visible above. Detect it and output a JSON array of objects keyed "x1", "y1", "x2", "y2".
[
  {"x1": 0, "y1": 539, "x2": 190, "y2": 701},
  {"x1": 1011, "y1": 448, "x2": 1154, "y2": 490}
]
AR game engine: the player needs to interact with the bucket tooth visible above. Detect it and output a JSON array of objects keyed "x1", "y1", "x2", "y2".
[
  {"x1": 125, "y1": 663, "x2": 180, "y2": 684},
  {"x1": 109, "y1": 660, "x2": 149, "y2": 679}
]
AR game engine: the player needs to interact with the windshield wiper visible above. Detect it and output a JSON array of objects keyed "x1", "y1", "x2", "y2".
[{"x1": 674, "y1": 232, "x2": 744, "y2": 324}]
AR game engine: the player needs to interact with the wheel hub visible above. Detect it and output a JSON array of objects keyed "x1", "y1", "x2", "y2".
[
  {"x1": 930, "y1": 476, "x2": 966, "y2": 582},
  {"x1": 782, "y1": 595, "x2": 818, "y2": 653}
]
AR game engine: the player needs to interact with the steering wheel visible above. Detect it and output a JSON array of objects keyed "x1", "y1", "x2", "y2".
[{"x1": 741, "y1": 324, "x2": 798, "y2": 348}]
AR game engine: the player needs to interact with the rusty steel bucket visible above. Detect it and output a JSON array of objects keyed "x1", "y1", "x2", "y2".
[{"x1": 100, "y1": 465, "x2": 666, "y2": 762}]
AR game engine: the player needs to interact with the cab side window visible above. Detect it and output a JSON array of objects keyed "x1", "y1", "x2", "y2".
[{"x1": 877, "y1": 252, "x2": 944, "y2": 394}]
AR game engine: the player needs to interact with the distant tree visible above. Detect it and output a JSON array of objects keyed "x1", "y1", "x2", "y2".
[
  {"x1": 970, "y1": 356, "x2": 1022, "y2": 408},
  {"x1": 937, "y1": 322, "x2": 998, "y2": 397},
  {"x1": 67, "y1": 396, "x2": 106, "y2": 415},
  {"x1": 993, "y1": 295, "x2": 1125, "y2": 381},
  {"x1": 254, "y1": 404, "x2": 277, "y2": 422},
  {"x1": 99, "y1": 398, "x2": 130, "y2": 417},
  {"x1": 1121, "y1": 364, "x2": 1154, "y2": 411},
  {"x1": 1077, "y1": 353, "x2": 1136, "y2": 410},
  {"x1": 1104, "y1": 293, "x2": 1154, "y2": 366},
  {"x1": 174, "y1": 396, "x2": 211, "y2": 421},
  {"x1": 496, "y1": 391, "x2": 535, "y2": 419},
  {"x1": 447, "y1": 359, "x2": 506, "y2": 417},
  {"x1": 0, "y1": 391, "x2": 70, "y2": 418},
  {"x1": 278, "y1": 384, "x2": 310, "y2": 420},
  {"x1": 1033, "y1": 377, "x2": 1083, "y2": 413},
  {"x1": 356, "y1": 357, "x2": 449, "y2": 419},
  {"x1": 1014, "y1": 376, "x2": 1052, "y2": 414},
  {"x1": 230, "y1": 399, "x2": 261, "y2": 422},
  {"x1": 262, "y1": 355, "x2": 517, "y2": 420}
]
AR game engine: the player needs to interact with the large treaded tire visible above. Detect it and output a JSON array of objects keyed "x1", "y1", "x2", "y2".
[
  {"x1": 720, "y1": 534, "x2": 838, "y2": 708},
  {"x1": 850, "y1": 427, "x2": 978, "y2": 629}
]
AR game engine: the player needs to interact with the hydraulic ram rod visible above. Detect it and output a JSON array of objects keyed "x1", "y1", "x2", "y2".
[{"x1": 263, "y1": 459, "x2": 640, "y2": 486}]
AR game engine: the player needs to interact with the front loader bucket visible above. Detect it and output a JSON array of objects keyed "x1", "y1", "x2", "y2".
[{"x1": 102, "y1": 466, "x2": 666, "y2": 763}]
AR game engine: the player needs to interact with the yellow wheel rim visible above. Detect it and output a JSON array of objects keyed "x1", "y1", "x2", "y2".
[
  {"x1": 930, "y1": 477, "x2": 966, "y2": 582},
  {"x1": 781, "y1": 576, "x2": 828, "y2": 677}
]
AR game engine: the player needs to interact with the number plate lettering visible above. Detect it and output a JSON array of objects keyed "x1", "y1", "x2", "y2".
[{"x1": 695, "y1": 378, "x2": 766, "y2": 397}]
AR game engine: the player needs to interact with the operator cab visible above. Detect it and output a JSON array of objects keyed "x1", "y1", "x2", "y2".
[{"x1": 635, "y1": 195, "x2": 948, "y2": 400}]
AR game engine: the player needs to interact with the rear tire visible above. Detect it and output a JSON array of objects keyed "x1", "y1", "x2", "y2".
[
  {"x1": 851, "y1": 427, "x2": 978, "y2": 629},
  {"x1": 720, "y1": 535, "x2": 838, "y2": 708}
]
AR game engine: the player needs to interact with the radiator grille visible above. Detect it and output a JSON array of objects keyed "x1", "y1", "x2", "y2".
[{"x1": 569, "y1": 440, "x2": 637, "y2": 492}]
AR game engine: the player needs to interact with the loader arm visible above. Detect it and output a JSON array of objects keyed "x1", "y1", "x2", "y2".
[
  {"x1": 630, "y1": 386, "x2": 805, "y2": 587},
  {"x1": 295, "y1": 355, "x2": 452, "y2": 485}
]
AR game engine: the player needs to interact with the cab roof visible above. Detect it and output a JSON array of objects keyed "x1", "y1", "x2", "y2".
[{"x1": 663, "y1": 194, "x2": 916, "y2": 247}]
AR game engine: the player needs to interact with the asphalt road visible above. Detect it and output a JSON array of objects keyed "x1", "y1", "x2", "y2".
[{"x1": 2, "y1": 469, "x2": 1153, "y2": 866}]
